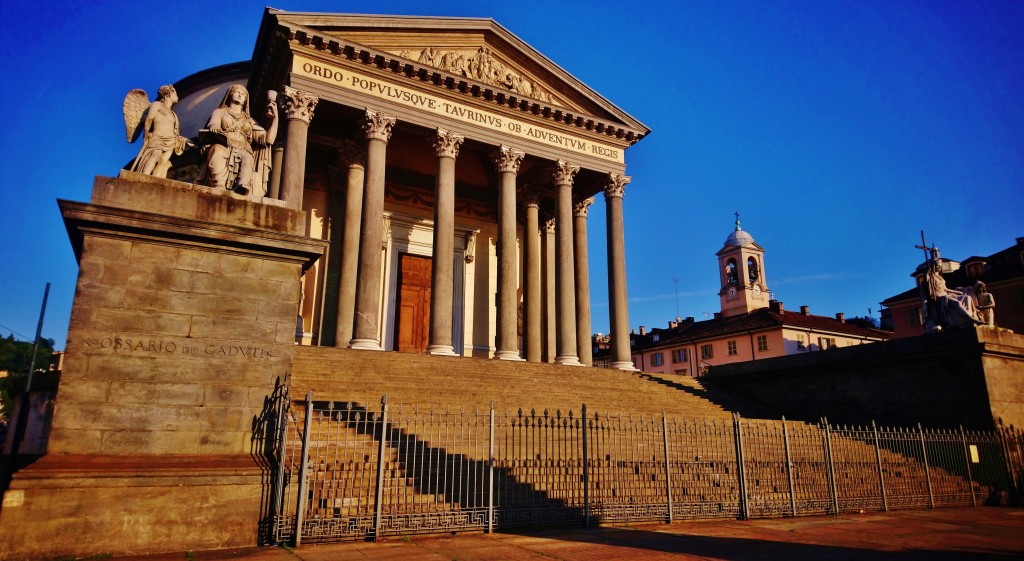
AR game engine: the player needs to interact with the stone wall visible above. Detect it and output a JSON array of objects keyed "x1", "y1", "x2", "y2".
[
  {"x1": 0, "y1": 174, "x2": 325, "y2": 560},
  {"x1": 702, "y1": 327, "x2": 1024, "y2": 430}
]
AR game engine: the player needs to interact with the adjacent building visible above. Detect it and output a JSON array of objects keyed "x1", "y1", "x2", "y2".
[
  {"x1": 880, "y1": 237, "x2": 1024, "y2": 338},
  {"x1": 627, "y1": 219, "x2": 891, "y2": 375}
]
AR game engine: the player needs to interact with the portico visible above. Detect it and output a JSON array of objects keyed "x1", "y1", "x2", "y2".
[{"x1": 253, "y1": 11, "x2": 649, "y2": 367}]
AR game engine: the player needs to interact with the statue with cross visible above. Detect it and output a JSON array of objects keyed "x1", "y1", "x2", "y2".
[{"x1": 915, "y1": 231, "x2": 987, "y2": 332}]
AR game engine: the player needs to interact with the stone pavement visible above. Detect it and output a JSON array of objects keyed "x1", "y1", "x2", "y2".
[{"x1": 116, "y1": 507, "x2": 1024, "y2": 561}]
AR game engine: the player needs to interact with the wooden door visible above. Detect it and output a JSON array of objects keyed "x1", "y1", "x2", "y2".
[{"x1": 394, "y1": 254, "x2": 432, "y2": 353}]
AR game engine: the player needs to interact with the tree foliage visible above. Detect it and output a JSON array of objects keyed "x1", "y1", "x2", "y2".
[
  {"x1": 846, "y1": 315, "x2": 880, "y2": 329},
  {"x1": 0, "y1": 335, "x2": 55, "y2": 420}
]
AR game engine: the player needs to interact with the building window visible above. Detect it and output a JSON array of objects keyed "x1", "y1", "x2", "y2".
[
  {"x1": 907, "y1": 307, "x2": 922, "y2": 327},
  {"x1": 651, "y1": 352, "x2": 664, "y2": 367},
  {"x1": 701, "y1": 344, "x2": 713, "y2": 360},
  {"x1": 672, "y1": 349, "x2": 688, "y2": 363},
  {"x1": 818, "y1": 337, "x2": 836, "y2": 350},
  {"x1": 757, "y1": 335, "x2": 768, "y2": 352},
  {"x1": 797, "y1": 335, "x2": 806, "y2": 350},
  {"x1": 727, "y1": 340, "x2": 738, "y2": 356},
  {"x1": 652, "y1": 334, "x2": 660, "y2": 343}
]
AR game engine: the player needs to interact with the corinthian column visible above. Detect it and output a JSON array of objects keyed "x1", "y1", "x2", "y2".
[
  {"x1": 334, "y1": 140, "x2": 366, "y2": 347},
  {"x1": 553, "y1": 161, "x2": 581, "y2": 366},
  {"x1": 349, "y1": 109, "x2": 396, "y2": 351},
  {"x1": 280, "y1": 86, "x2": 319, "y2": 211},
  {"x1": 522, "y1": 188, "x2": 542, "y2": 362},
  {"x1": 492, "y1": 145, "x2": 525, "y2": 361},
  {"x1": 427, "y1": 129, "x2": 465, "y2": 356},
  {"x1": 574, "y1": 197, "x2": 595, "y2": 367},
  {"x1": 605, "y1": 173, "x2": 634, "y2": 370}
]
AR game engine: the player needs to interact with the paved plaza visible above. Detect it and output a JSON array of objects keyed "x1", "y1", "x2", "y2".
[{"x1": 114, "y1": 507, "x2": 1024, "y2": 561}]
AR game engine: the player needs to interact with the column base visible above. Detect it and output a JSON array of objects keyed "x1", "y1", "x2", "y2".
[
  {"x1": 427, "y1": 344, "x2": 457, "y2": 356},
  {"x1": 611, "y1": 360, "x2": 637, "y2": 371},
  {"x1": 555, "y1": 355, "x2": 583, "y2": 366},
  {"x1": 348, "y1": 338, "x2": 384, "y2": 351},
  {"x1": 494, "y1": 350, "x2": 525, "y2": 361}
]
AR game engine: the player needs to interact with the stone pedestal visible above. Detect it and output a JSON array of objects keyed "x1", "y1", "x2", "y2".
[{"x1": 0, "y1": 173, "x2": 326, "y2": 559}]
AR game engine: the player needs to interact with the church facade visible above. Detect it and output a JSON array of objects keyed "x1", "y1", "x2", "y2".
[{"x1": 167, "y1": 10, "x2": 649, "y2": 368}]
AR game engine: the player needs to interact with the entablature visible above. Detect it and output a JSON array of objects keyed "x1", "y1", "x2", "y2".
[{"x1": 249, "y1": 14, "x2": 648, "y2": 150}]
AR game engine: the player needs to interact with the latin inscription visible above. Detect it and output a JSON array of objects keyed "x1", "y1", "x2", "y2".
[
  {"x1": 294, "y1": 55, "x2": 623, "y2": 164},
  {"x1": 82, "y1": 337, "x2": 280, "y2": 360}
]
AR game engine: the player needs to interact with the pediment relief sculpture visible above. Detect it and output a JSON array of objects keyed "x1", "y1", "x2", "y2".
[{"x1": 397, "y1": 47, "x2": 557, "y2": 105}]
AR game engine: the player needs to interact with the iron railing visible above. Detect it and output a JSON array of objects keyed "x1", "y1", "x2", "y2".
[{"x1": 269, "y1": 392, "x2": 1024, "y2": 544}]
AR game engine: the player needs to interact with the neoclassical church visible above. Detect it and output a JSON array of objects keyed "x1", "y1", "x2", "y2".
[{"x1": 166, "y1": 9, "x2": 649, "y2": 369}]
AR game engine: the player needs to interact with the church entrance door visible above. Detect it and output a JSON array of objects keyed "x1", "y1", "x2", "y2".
[{"x1": 394, "y1": 253, "x2": 432, "y2": 353}]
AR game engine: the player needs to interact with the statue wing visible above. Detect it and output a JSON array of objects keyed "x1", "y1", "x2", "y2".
[{"x1": 123, "y1": 89, "x2": 150, "y2": 143}]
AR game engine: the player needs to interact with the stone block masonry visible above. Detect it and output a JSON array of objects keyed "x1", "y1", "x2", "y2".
[{"x1": 0, "y1": 173, "x2": 326, "y2": 560}]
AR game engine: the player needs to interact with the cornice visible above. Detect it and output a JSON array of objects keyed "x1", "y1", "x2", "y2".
[{"x1": 255, "y1": 13, "x2": 648, "y2": 146}]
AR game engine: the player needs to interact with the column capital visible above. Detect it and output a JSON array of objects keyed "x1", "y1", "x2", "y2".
[
  {"x1": 336, "y1": 139, "x2": 366, "y2": 169},
  {"x1": 432, "y1": 128, "x2": 465, "y2": 159},
  {"x1": 281, "y1": 86, "x2": 319, "y2": 124},
  {"x1": 573, "y1": 197, "x2": 595, "y2": 218},
  {"x1": 544, "y1": 218, "x2": 556, "y2": 234},
  {"x1": 604, "y1": 173, "x2": 632, "y2": 199},
  {"x1": 363, "y1": 109, "x2": 397, "y2": 142},
  {"x1": 518, "y1": 184, "x2": 541, "y2": 208},
  {"x1": 552, "y1": 160, "x2": 580, "y2": 186},
  {"x1": 492, "y1": 145, "x2": 525, "y2": 174}
]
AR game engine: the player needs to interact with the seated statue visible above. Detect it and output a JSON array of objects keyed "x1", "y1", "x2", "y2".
[
  {"x1": 199, "y1": 85, "x2": 278, "y2": 196},
  {"x1": 922, "y1": 259, "x2": 985, "y2": 329},
  {"x1": 123, "y1": 85, "x2": 190, "y2": 177}
]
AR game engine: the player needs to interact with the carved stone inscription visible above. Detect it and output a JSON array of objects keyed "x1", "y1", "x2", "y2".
[
  {"x1": 293, "y1": 55, "x2": 623, "y2": 164},
  {"x1": 82, "y1": 336, "x2": 281, "y2": 360}
]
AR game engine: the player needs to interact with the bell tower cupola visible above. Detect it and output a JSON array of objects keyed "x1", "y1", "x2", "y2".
[{"x1": 716, "y1": 213, "x2": 769, "y2": 317}]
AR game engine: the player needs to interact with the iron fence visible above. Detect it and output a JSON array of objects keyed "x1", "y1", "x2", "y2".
[{"x1": 269, "y1": 392, "x2": 1024, "y2": 544}]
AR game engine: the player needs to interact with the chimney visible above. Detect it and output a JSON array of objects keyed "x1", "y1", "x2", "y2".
[
  {"x1": 686, "y1": 316, "x2": 694, "y2": 323},
  {"x1": 714, "y1": 312, "x2": 722, "y2": 319},
  {"x1": 769, "y1": 300, "x2": 784, "y2": 314},
  {"x1": 800, "y1": 305, "x2": 810, "y2": 316},
  {"x1": 668, "y1": 320, "x2": 678, "y2": 329},
  {"x1": 630, "y1": 329, "x2": 636, "y2": 335},
  {"x1": 835, "y1": 313, "x2": 845, "y2": 323},
  {"x1": 639, "y1": 326, "x2": 646, "y2": 336}
]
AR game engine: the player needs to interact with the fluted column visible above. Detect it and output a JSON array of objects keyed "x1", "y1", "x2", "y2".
[
  {"x1": 492, "y1": 145, "x2": 525, "y2": 361},
  {"x1": 605, "y1": 173, "x2": 634, "y2": 370},
  {"x1": 280, "y1": 86, "x2": 319, "y2": 210},
  {"x1": 349, "y1": 109, "x2": 396, "y2": 350},
  {"x1": 574, "y1": 197, "x2": 595, "y2": 367},
  {"x1": 553, "y1": 161, "x2": 581, "y2": 366},
  {"x1": 427, "y1": 129, "x2": 465, "y2": 356},
  {"x1": 334, "y1": 140, "x2": 366, "y2": 347},
  {"x1": 522, "y1": 188, "x2": 542, "y2": 362}
]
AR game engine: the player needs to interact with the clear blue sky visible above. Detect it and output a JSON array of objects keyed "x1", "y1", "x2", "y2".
[{"x1": 1, "y1": 0, "x2": 1021, "y2": 349}]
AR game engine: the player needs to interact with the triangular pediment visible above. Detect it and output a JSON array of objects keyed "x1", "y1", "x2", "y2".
[{"x1": 264, "y1": 10, "x2": 648, "y2": 137}]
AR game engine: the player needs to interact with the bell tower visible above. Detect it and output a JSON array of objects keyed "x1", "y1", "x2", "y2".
[{"x1": 716, "y1": 213, "x2": 769, "y2": 317}]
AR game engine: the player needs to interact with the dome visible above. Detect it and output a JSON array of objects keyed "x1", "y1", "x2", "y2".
[
  {"x1": 725, "y1": 229, "x2": 755, "y2": 246},
  {"x1": 724, "y1": 214, "x2": 755, "y2": 246}
]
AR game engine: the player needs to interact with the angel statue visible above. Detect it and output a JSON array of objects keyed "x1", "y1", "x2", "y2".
[
  {"x1": 123, "y1": 85, "x2": 190, "y2": 177},
  {"x1": 198, "y1": 84, "x2": 278, "y2": 197}
]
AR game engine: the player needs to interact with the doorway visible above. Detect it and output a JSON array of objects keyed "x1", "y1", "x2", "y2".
[{"x1": 394, "y1": 253, "x2": 432, "y2": 353}]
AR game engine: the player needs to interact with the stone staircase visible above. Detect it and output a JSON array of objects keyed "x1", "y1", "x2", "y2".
[
  {"x1": 291, "y1": 347, "x2": 731, "y2": 419},
  {"x1": 286, "y1": 347, "x2": 984, "y2": 530}
]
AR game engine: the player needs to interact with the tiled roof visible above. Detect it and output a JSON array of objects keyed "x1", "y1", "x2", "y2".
[{"x1": 633, "y1": 307, "x2": 890, "y2": 352}]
